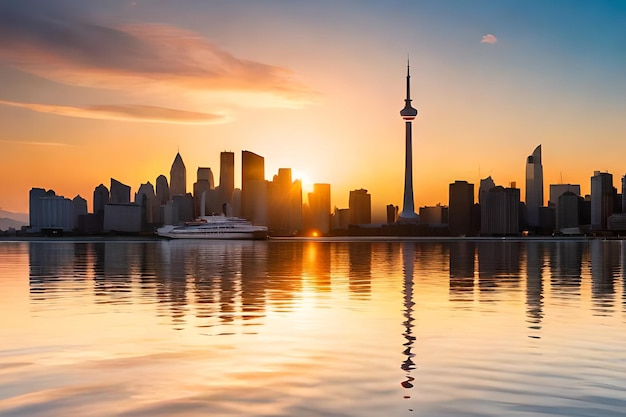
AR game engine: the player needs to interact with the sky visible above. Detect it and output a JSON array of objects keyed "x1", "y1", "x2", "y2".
[{"x1": 1, "y1": 0, "x2": 626, "y2": 221}]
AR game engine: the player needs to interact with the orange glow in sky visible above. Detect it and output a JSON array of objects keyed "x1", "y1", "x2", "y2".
[{"x1": 1, "y1": 2, "x2": 626, "y2": 221}]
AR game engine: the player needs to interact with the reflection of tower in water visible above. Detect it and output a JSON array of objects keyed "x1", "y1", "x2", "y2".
[
  {"x1": 400, "y1": 242, "x2": 416, "y2": 395},
  {"x1": 525, "y1": 242, "x2": 544, "y2": 338}
]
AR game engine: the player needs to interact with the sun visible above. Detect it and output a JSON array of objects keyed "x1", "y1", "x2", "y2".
[{"x1": 292, "y1": 169, "x2": 314, "y2": 195}]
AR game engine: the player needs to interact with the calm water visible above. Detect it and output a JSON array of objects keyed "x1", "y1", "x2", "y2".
[{"x1": 1, "y1": 239, "x2": 626, "y2": 416}]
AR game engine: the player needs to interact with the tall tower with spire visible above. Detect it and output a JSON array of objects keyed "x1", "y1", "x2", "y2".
[
  {"x1": 170, "y1": 152, "x2": 187, "y2": 197},
  {"x1": 398, "y1": 63, "x2": 419, "y2": 222}
]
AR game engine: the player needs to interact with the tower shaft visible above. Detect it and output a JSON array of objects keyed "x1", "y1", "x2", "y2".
[{"x1": 398, "y1": 63, "x2": 419, "y2": 222}]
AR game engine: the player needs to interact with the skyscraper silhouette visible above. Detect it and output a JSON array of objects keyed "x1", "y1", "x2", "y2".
[
  {"x1": 398, "y1": 63, "x2": 419, "y2": 222},
  {"x1": 525, "y1": 145, "x2": 544, "y2": 229},
  {"x1": 219, "y1": 151, "x2": 235, "y2": 207},
  {"x1": 241, "y1": 151, "x2": 265, "y2": 222},
  {"x1": 110, "y1": 178, "x2": 130, "y2": 204},
  {"x1": 170, "y1": 152, "x2": 186, "y2": 197},
  {"x1": 449, "y1": 180, "x2": 474, "y2": 236},
  {"x1": 155, "y1": 175, "x2": 169, "y2": 205},
  {"x1": 591, "y1": 171, "x2": 614, "y2": 230}
]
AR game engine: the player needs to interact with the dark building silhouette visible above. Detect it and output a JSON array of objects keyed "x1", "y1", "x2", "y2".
[
  {"x1": 448, "y1": 180, "x2": 474, "y2": 236},
  {"x1": 110, "y1": 178, "x2": 130, "y2": 204},
  {"x1": 267, "y1": 168, "x2": 303, "y2": 236},
  {"x1": 72, "y1": 195, "x2": 87, "y2": 229},
  {"x1": 219, "y1": 151, "x2": 235, "y2": 209},
  {"x1": 387, "y1": 204, "x2": 398, "y2": 223},
  {"x1": 93, "y1": 184, "x2": 110, "y2": 215},
  {"x1": 556, "y1": 191, "x2": 580, "y2": 232},
  {"x1": 170, "y1": 152, "x2": 186, "y2": 197},
  {"x1": 484, "y1": 186, "x2": 520, "y2": 236},
  {"x1": 193, "y1": 167, "x2": 213, "y2": 217},
  {"x1": 241, "y1": 150, "x2": 265, "y2": 222},
  {"x1": 155, "y1": 175, "x2": 170, "y2": 205},
  {"x1": 135, "y1": 182, "x2": 157, "y2": 227},
  {"x1": 591, "y1": 171, "x2": 614, "y2": 230},
  {"x1": 479, "y1": 176, "x2": 496, "y2": 235},
  {"x1": 349, "y1": 188, "x2": 371, "y2": 225},
  {"x1": 525, "y1": 145, "x2": 544, "y2": 229}
]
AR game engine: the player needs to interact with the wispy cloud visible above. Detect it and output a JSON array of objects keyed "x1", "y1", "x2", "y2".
[
  {"x1": 481, "y1": 34, "x2": 498, "y2": 44},
  {"x1": 0, "y1": 139, "x2": 71, "y2": 147},
  {"x1": 0, "y1": 99, "x2": 227, "y2": 124},
  {"x1": 0, "y1": 1, "x2": 315, "y2": 112}
]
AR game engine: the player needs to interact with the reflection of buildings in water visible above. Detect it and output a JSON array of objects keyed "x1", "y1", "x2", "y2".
[
  {"x1": 93, "y1": 243, "x2": 135, "y2": 305},
  {"x1": 29, "y1": 242, "x2": 86, "y2": 299},
  {"x1": 590, "y1": 240, "x2": 619, "y2": 315},
  {"x1": 400, "y1": 242, "x2": 416, "y2": 396},
  {"x1": 240, "y1": 242, "x2": 268, "y2": 321},
  {"x1": 549, "y1": 241, "x2": 582, "y2": 297},
  {"x1": 267, "y1": 242, "x2": 303, "y2": 311},
  {"x1": 622, "y1": 241, "x2": 626, "y2": 312},
  {"x1": 525, "y1": 242, "x2": 544, "y2": 335},
  {"x1": 348, "y1": 242, "x2": 372, "y2": 298},
  {"x1": 189, "y1": 242, "x2": 238, "y2": 324},
  {"x1": 477, "y1": 242, "x2": 522, "y2": 301},
  {"x1": 448, "y1": 241, "x2": 475, "y2": 302},
  {"x1": 154, "y1": 241, "x2": 190, "y2": 329},
  {"x1": 303, "y1": 242, "x2": 331, "y2": 293}
]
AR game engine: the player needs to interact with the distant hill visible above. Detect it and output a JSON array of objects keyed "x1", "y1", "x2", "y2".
[
  {"x1": 0, "y1": 210, "x2": 28, "y2": 231},
  {"x1": 0, "y1": 218, "x2": 26, "y2": 231},
  {"x1": 0, "y1": 209, "x2": 28, "y2": 223}
]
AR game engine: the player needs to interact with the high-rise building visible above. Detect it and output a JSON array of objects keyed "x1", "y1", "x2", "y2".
[
  {"x1": 219, "y1": 151, "x2": 235, "y2": 207},
  {"x1": 448, "y1": 180, "x2": 474, "y2": 236},
  {"x1": 591, "y1": 171, "x2": 614, "y2": 230},
  {"x1": 398, "y1": 63, "x2": 419, "y2": 222},
  {"x1": 170, "y1": 152, "x2": 186, "y2": 197},
  {"x1": 267, "y1": 168, "x2": 303, "y2": 235},
  {"x1": 28, "y1": 188, "x2": 75, "y2": 232},
  {"x1": 135, "y1": 182, "x2": 157, "y2": 225},
  {"x1": 194, "y1": 168, "x2": 214, "y2": 217},
  {"x1": 525, "y1": 145, "x2": 544, "y2": 228},
  {"x1": 419, "y1": 205, "x2": 447, "y2": 227},
  {"x1": 197, "y1": 167, "x2": 215, "y2": 189},
  {"x1": 622, "y1": 175, "x2": 626, "y2": 214},
  {"x1": 155, "y1": 175, "x2": 170, "y2": 205},
  {"x1": 349, "y1": 189, "x2": 371, "y2": 225},
  {"x1": 479, "y1": 176, "x2": 496, "y2": 235},
  {"x1": 556, "y1": 191, "x2": 579, "y2": 232},
  {"x1": 93, "y1": 184, "x2": 109, "y2": 215},
  {"x1": 386, "y1": 204, "x2": 398, "y2": 223},
  {"x1": 110, "y1": 178, "x2": 130, "y2": 204},
  {"x1": 307, "y1": 183, "x2": 331, "y2": 234},
  {"x1": 485, "y1": 186, "x2": 520, "y2": 236},
  {"x1": 72, "y1": 195, "x2": 87, "y2": 229},
  {"x1": 241, "y1": 150, "x2": 265, "y2": 221},
  {"x1": 549, "y1": 184, "x2": 580, "y2": 207}
]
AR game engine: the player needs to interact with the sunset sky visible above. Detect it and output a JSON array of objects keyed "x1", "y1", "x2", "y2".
[{"x1": 1, "y1": 0, "x2": 625, "y2": 221}]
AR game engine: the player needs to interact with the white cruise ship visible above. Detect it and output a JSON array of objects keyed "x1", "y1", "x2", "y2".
[{"x1": 156, "y1": 216, "x2": 268, "y2": 240}]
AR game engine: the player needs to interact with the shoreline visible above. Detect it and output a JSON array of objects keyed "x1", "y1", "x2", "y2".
[{"x1": 0, "y1": 235, "x2": 618, "y2": 243}]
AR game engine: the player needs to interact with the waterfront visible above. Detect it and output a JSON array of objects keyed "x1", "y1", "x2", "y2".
[{"x1": 1, "y1": 239, "x2": 626, "y2": 416}]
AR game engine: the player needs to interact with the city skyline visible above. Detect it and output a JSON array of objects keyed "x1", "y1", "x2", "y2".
[{"x1": 1, "y1": 1, "x2": 626, "y2": 220}]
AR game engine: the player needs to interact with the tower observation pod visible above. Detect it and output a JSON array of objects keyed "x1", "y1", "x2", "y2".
[{"x1": 398, "y1": 63, "x2": 419, "y2": 222}]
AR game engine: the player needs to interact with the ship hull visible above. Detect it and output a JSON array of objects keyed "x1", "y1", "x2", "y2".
[
  {"x1": 157, "y1": 230, "x2": 268, "y2": 240},
  {"x1": 156, "y1": 217, "x2": 268, "y2": 240}
]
